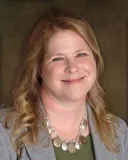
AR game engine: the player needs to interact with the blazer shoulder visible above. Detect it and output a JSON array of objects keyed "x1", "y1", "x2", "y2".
[
  {"x1": 116, "y1": 117, "x2": 128, "y2": 159},
  {"x1": 118, "y1": 117, "x2": 128, "y2": 143},
  {"x1": 115, "y1": 117, "x2": 128, "y2": 140},
  {"x1": 0, "y1": 104, "x2": 17, "y2": 160},
  {"x1": 0, "y1": 122, "x2": 14, "y2": 159},
  {"x1": 117, "y1": 117, "x2": 128, "y2": 133}
]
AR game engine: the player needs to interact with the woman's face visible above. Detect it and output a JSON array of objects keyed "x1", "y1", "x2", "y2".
[{"x1": 41, "y1": 30, "x2": 97, "y2": 102}]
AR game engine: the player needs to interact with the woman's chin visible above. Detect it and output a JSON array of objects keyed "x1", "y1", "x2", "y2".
[{"x1": 63, "y1": 93, "x2": 86, "y2": 102}]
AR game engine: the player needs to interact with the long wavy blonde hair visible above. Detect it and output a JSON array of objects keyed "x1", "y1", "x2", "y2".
[{"x1": 5, "y1": 11, "x2": 119, "y2": 156}]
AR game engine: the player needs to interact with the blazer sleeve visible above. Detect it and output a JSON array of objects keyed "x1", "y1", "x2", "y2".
[
  {"x1": 124, "y1": 120, "x2": 128, "y2": 159},
  {"x1": 0, "y1": 122, "x2": 17, "y2": 160}
]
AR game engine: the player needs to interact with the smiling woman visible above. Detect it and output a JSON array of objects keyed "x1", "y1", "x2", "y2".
[{"x1": 0, "y1": 11, "x2": 128, "y2": 160}]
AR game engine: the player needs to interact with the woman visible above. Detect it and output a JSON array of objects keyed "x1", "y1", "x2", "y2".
[{"x1": 0, "y1": 11, "x2": 128, "y2": 160}]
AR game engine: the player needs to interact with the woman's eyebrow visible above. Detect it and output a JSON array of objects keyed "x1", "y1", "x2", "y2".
[
  {"x1": 45, "y1": 48, "x2": 91, "y2": 58},
  {"x1": 74, "y1": 48, "x2": 91, "y2": 53},
  {"x1": 45, "y1": 53, "x2": 64, "y2": 58}
]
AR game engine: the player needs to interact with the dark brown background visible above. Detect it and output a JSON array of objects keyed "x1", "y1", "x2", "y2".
[{"x1": 0, "y1": 0, "x2": 127, "y2": 123}]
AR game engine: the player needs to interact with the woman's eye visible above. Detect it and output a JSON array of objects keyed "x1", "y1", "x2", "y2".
[
  {"x1": 76, "y1": 53, "x2": 87, "y2": 57},
  {"x1": 52, "y1": 57, "x2": 64, "y2": 62}
]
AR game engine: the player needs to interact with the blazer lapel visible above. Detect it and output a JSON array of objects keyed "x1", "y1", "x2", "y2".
[
  {"x1": 25, "y1": 127, "x2": 56, "y2": 160},
  {"x1": 87, "y1": 105, "x2": 116, "y2": 160},
  {"x1": 24, "y1": 101, "x2": 56, "y2": 160}
]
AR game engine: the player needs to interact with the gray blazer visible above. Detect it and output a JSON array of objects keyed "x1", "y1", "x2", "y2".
[{"x1": 0, "y1": 105, "x2": 128, "y2": 160}]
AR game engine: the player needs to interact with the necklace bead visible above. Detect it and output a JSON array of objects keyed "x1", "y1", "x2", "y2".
[
  {"x1": 78, "y1": 135, "x2": 87, "y2": 145},
  {"x1": 62, "y1": 142, "x2": 68, "y2": 151},
  {"x1": 53, "y1": 137, "x2": 63, "y2": 147},
  {"x1": 68, "y1": 142, "x2": 76, "y2": 153},
  {"x1": 75, "y1": 141, "x2": 80, "y2": 149}
]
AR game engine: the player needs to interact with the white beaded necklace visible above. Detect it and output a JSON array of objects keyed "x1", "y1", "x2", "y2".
[{"x1": 45, "y1": 114, "x2": 87, "y2": 153}]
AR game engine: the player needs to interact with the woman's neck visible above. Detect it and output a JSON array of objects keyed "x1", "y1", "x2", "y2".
[{"x1": 41, "y1": 89, "x2": 89, "y2": 140}]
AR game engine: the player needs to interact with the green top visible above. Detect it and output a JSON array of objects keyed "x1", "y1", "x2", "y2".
[{"x1": 53, "y1": 134, "x2": 95, "y2": 160}]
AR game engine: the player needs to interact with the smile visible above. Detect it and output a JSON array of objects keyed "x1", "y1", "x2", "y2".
[{"x1": 62, "y1": 76, "x2": 85, "y2": 84}]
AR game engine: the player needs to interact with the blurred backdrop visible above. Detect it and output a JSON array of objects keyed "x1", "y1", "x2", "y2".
[{"x1": 0, "y1": 0, "x2": 127, "y2": 123}]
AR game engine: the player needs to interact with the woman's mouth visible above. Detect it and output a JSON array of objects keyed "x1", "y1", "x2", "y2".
[{"x1": 62, "y1": 76, "x2": 85, "y2": 84}]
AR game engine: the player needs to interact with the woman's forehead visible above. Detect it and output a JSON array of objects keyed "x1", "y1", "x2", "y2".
[{"x1": 46, "y1": 29, "x2": 91, "y2": 51}]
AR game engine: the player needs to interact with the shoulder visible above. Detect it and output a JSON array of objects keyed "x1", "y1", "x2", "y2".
[
  {"x1": 0, "y1": 122, "x2": 9, "y2": 159},
  {"x1": 118, "y1": 117, "x2": 128, "y2": 143},
  {"x1": 116, "y1": 117, "x2": 128, "y2": 137},
  {"x1": 0, "y1": 104, "x2": 17, "y2": 159},
  {"x1": 115, "y1": 117, "x2": 128, "y2": 159},
  {"x1": 0, "y1": 122, "x2": 17, "y2": 159}
]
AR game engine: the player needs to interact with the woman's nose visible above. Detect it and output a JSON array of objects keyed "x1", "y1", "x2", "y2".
[{"x1": 64, "y1": 60, "x2": 78, "y2": 73}]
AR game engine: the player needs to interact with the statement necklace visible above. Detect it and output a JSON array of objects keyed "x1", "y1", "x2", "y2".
[{"x1": 45, "y1": 114, "x2": 87, "y2": 153}]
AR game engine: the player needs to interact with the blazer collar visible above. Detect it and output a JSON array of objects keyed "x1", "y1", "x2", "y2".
[
  {"x1": 25, "y1": 104, "x2": 116, "y2": 160},
  {"x1": 87, "y1": 104, "x2": 116, "y2": 160}
]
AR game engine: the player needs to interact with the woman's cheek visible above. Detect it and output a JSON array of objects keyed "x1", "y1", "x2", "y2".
[
  {"x1": 47, "y1": 65, "x2": 63, "y2": 75},
  {"x1": 87, "y1": 58, "x2": 96, "y2": 68}
]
